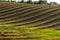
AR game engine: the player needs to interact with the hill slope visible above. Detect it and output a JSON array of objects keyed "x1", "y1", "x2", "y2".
[
  {"x1": 0, "y1": 2, "x2": 60, "y2": 29},
  {"x1": 0, "y1": 2, "x2": 60, "y2": 40}
]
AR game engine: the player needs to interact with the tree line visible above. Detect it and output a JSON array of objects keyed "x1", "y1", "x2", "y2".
[
  {"x1": 0, "y1": 0, "x2": 47, "y2": 4},
  {"x1": 20, "y1": 0, "x2": 58, "y2": 5},
  {"x1": 0, "y1": 0, "x2": 59, "y2": 5},
  {"x1": 20, "y1": 0, "x2": 47, "y2": 4}
]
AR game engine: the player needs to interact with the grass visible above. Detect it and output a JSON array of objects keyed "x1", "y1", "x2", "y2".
[{"x1": 0, "y1": 24, "x2": 60, "y2": 40}]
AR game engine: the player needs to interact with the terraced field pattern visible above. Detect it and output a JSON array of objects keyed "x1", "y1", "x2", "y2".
[{"x1": 0, "y1": 2, "x2": 60, "y2": 40}]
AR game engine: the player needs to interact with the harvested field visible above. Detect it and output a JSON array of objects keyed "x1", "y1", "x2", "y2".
[{"x1": 0, "y1": 2, "x2": 60, "y2": 40}]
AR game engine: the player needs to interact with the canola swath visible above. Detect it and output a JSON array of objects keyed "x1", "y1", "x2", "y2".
[
  {"x1": 0, "y1": 2, "x2": 60, "y2": 29},
  {"x1": 0, "y1": 2, "x2": 60, "y2": 40}
]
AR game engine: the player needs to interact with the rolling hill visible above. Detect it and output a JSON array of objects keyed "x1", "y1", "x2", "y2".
[
  {"x1": 0, "y1": 2, "x2": 60, "y2": 40},
  {"x1": 0, "y1": 2, "x2": 60, "y2": 29}
]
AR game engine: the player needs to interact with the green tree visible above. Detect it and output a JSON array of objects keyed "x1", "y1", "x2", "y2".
[
  {"x1": 27, "y1": 0, "x2": 32, "y2": 4},
  {"x1": 37, "y1": 0, "x2": 47, "y2": 5},
  {"x1": 37, "y1": 0, "x2": 44, "y2": 4}
]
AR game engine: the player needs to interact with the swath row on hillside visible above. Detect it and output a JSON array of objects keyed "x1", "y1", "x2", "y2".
[{"x1": 0, "y1": 2, "x2": 60, "y2": 29}]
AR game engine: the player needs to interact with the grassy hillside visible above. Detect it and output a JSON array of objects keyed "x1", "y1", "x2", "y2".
[{"x1": 0, "y1": 24, "x2": 60, "y2": 40}]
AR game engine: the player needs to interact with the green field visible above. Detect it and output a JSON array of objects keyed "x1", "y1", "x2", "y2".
[{"x1": 0, "y1": 24, "x2": 60, "y2": 40}]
